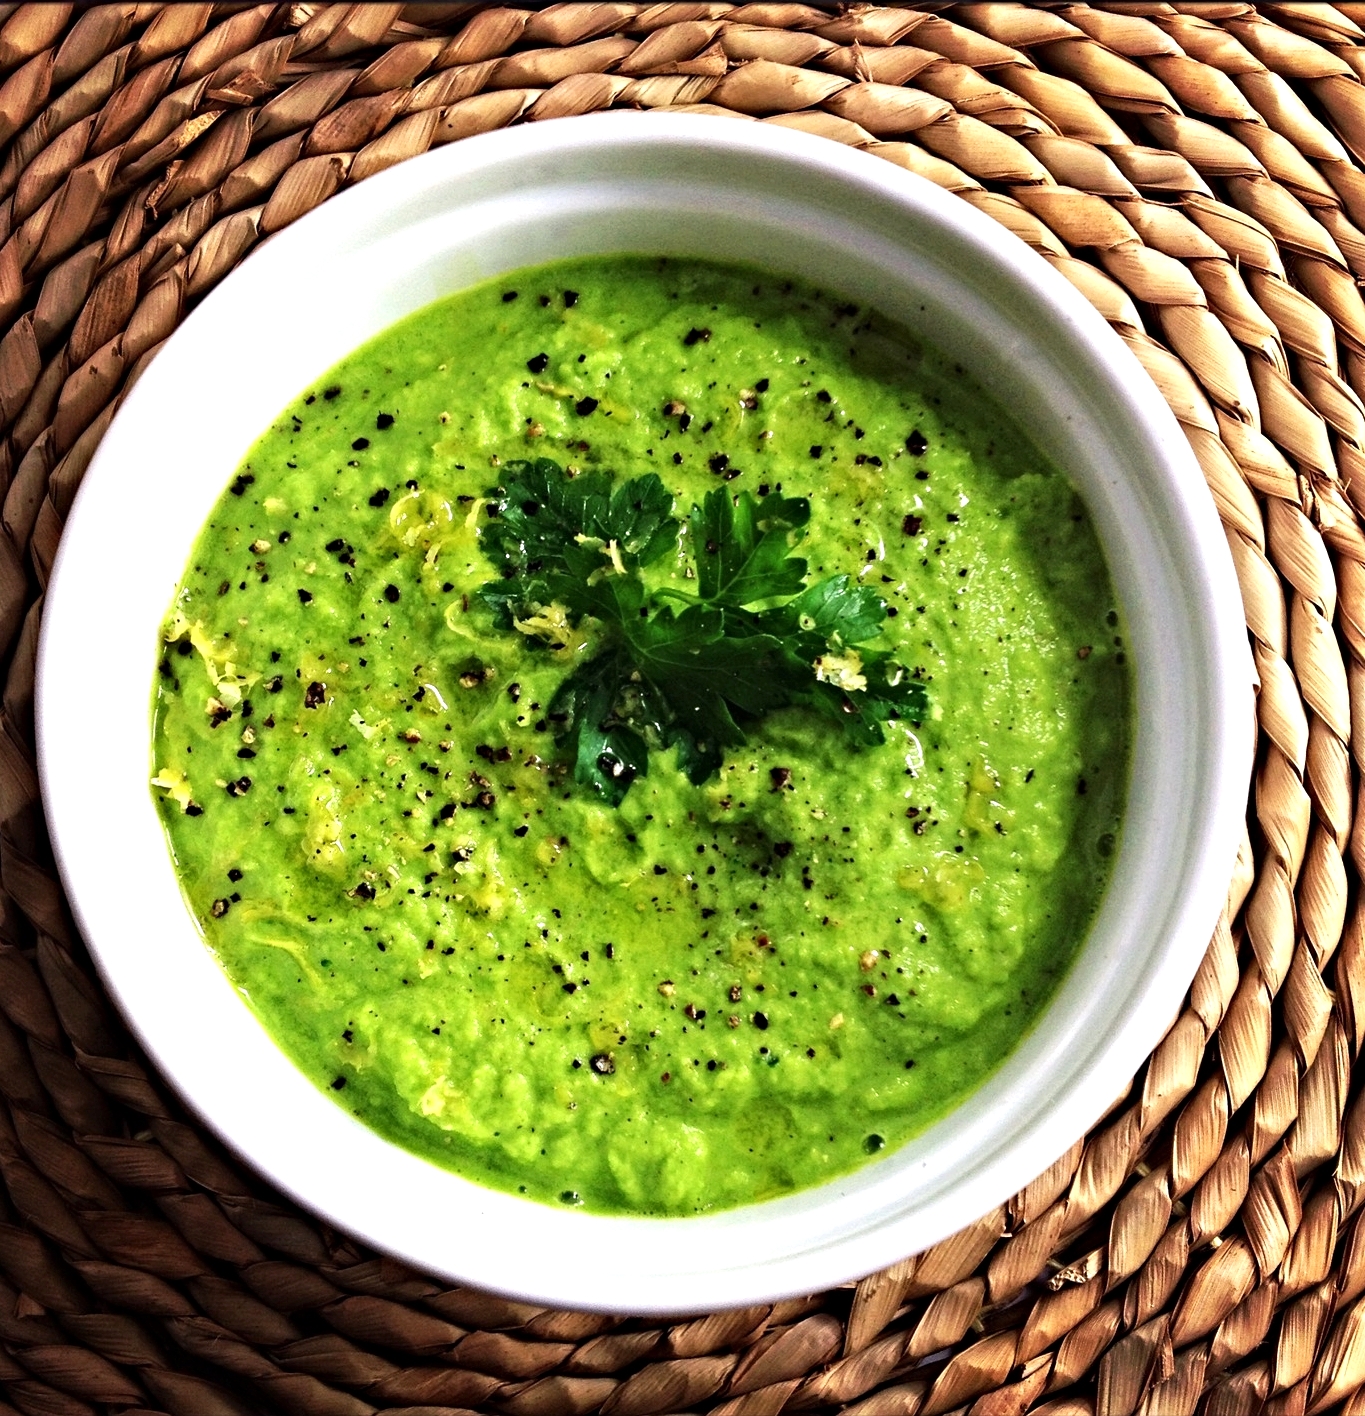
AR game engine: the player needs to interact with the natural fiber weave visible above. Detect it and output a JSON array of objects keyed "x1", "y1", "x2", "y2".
[{"x1": 4, "y1": 1, "x2": 1365, "y2": 1412}]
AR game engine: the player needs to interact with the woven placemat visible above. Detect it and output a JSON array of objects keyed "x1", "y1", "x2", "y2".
[{"x1": 2, "y1": 1, "x2": 1363, "y2": 1413}]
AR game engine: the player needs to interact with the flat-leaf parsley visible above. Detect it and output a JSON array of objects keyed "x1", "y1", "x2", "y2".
[{"x1": 478, "y1": 458, "x2": 927, "y2": 803}]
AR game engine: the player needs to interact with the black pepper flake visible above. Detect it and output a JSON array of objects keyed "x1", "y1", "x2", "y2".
[
  {"x1": 564, "y1": 289, "x2": 579, "y2": 307},
  {"x1": 574, "y1": 396, "x2": 598, "y2": 416},
  {"x1": 683, "y1": 327, "x2": 711, "y2": 346},
  {"x1": 266, "y1": 676, "x2": 283, "y2": 693},
  {"x1": 352, "y1": 437, "x2": 370, "y2": 451},
  {"x1": 902, "y1": 514, "x2": 922, "y2": 536},
  {"x1": 384, "y1": 583, "x2": 401, "y2": 603},
  {"x1": 815, "y1": 389, "x2": 832, "y2": 403},
  {"x1": 323, "y1": 385, "x2": 341, "y2": 400},
  {"x1": 755, "y1": 378, "x2": 769, "y2": 392},
  {"x1": 502, "y1": 290, "x2": 518, "y2": 302},
  {"x1": 228, "y1": 868, "x2": 243, "y2": 881},
  {"x1": 513, "y1": 824, "x2": 529, "y2": 837},
  {"x1": 211, "y1": 898, "x2": 230, "y2": 918},
  {"x1": 590, "y1": 1052, "x2": 615, "y2": 1075},
  {"x1": 228, "y1": 473, "x2": 255, "y2": 496},
  {"x1": 368, "y1": 488, "x2": 390, "y2": 507},
  {"x1": 526, "y1": 352, "x2": 549, "y2": 374},
  {"x1": 330, "y1": 1076, "x2": 347, "y2": 1090},
  {"x1": 225, "y1": 777, "x2": 252, "y2": 797},
  {"x1": 304, "y1": 681, "x2": 326, "y2": 708},
  {"x1": 769, "y1": 766, "x2": 792, "y2": 793},
  {"x1": 907, "y1": 429, "x2": 928, "y2": 456},
  {"x1": 753, "y1": 1012, "x2": 769, "y2": 1030},
  {"x1": 297, "y1": 589, "x2": 313, "y2": 604},
  {"x1": 376, "y1": 413, "x2": 394, "y2": 429},
  {"x1": 708, "y1": 452, "x2": 729, "y2": 475},
  {"x1": 186, "y1": 804, "x2": 203, "y2": 816},
  {"x1": 236, "y1": 747, "x2": 256, "y2": 759},
  {"x1": 351, "y1": 881, "x2": 376, "y2": 900}
]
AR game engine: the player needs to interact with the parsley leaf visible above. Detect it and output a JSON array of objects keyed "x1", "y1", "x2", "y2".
[
  {"x1": 480, "y1": 460, "x2": 928, "y2": 804},
  {"x1": 548, "y1": 647, "x2": 652, "y2": 801},
  {"x1": 689, "y1": 486, "x2": 810, "y2": 604},
  {"x1": 479, "y1": 458, "x2": 675, "y2": 628},
  {"x1": 770, "y1": 573, "x2": 886, "y2": 644}
]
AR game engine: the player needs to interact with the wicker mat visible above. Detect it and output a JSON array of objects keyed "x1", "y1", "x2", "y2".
[{"x1": 3, "y1": 1, "x2": 1364, "y2": 1413}]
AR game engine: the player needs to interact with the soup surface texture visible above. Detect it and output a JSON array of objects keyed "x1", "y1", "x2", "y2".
[{"x1": 152, "y1": 256, "x2": 1128, "y2": 1215}]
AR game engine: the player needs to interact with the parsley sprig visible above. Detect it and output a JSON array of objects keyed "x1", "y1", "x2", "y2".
[{"x1": 478, "y1": 458, "x2": 927, "y2": 804}]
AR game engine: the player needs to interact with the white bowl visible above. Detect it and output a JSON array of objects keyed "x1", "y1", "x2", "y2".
[{"x1": 37, "y1": 114, "x2": 1253, "y2": 1314}]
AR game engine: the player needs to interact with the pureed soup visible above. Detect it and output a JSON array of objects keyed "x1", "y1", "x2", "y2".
[{"x1": 151, "y1": 256, "x2": 1129, "y2": 1216}]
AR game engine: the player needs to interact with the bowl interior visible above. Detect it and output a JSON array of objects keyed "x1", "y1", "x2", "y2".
[{"x1": 36, "y1": 114, "x2": 1253, "y2": 1314}]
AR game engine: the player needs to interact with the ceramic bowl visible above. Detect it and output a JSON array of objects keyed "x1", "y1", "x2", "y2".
[{"x1": 36, "y1": 113, "x2": 1253, "y2": 1314}]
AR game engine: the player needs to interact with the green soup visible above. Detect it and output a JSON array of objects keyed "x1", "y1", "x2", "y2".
[{"x1": 151, "y1": 256, "x2": 1129, "y2": 1215}]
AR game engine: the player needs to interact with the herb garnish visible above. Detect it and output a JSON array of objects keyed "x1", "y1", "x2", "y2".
[{"x1": 478, "y1": 458, "x2": 927, "y2": 804}]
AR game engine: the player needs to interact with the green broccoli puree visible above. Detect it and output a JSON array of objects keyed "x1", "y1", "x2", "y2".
[{"x1": 151, "y1": 256, "x2": 1129, "y2": 1216}]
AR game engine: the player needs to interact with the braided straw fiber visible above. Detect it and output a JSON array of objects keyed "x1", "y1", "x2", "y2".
[{"x1": 7, "y1": 1, "x2": 1365, "y2": 1413}]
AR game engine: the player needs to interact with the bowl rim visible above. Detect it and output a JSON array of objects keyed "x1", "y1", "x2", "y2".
[{"x1": 35, "y1": 112, "x2": 1254, "y2": 1314}]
